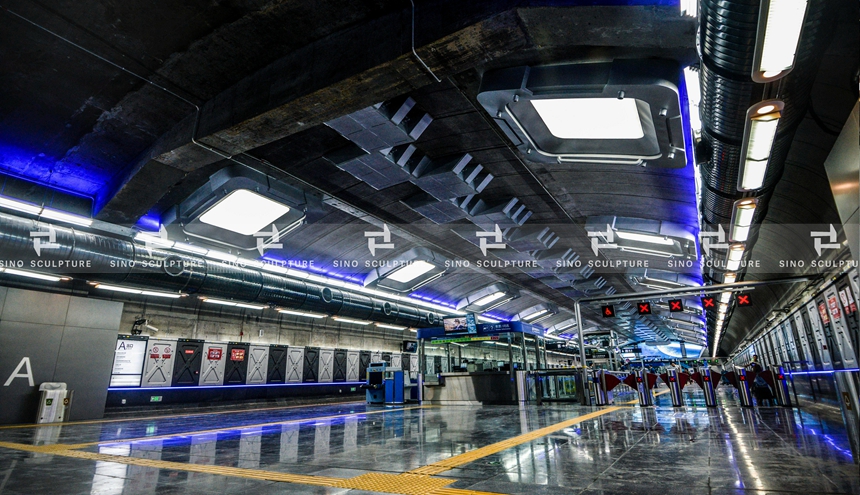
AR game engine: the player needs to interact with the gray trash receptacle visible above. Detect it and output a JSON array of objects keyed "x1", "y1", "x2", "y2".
[{"x1": 37, "y1": 382, "x2": 72, "y2": 424}]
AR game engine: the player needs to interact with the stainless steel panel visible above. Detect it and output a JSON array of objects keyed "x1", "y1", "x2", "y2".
[
  {"x1": 142, "y1": 339, "x2": 177, "y2": 387},
  {"x1": 806, "y1": 301, "x2": 834, "y2": 370},
  {"x1": 286, "y1": 346, "x2": 304, "y2": 383},
  {"x1": 246, "y1": 345, "x2": 270, "y2": 385},
  {"x1": 318, "y1": 348, "x2": 334, "y2": 383},
  {"x1": 346, "y1": 351, "x2": 360, "y2": 381},
  {"x1": 199, "y1": 343, "x2": 226, "y2": 386}
]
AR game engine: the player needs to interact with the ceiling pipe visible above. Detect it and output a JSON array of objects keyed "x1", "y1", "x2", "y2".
[{"x1": 0, "y1": 212, "x2": 441, "y2": 327}]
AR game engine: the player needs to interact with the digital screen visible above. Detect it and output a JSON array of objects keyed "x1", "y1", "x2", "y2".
[
  {"x1": 443, "y1": 314, "x2": 477, "y2": 334},
  {"x1": 110, "y1": 336, "x2": 148, "y2": 387},
  {"x1": 402, "y1": 341, "x2": 418, "y2": 352}
]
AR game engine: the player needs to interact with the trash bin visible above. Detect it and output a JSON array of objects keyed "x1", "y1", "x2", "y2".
[{"x1": 37, "y1": 382, "x2": 72, "y2": 424}]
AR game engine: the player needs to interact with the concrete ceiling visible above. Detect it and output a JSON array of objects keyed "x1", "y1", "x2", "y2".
[{"x1": 1, "y1": 0, "x2": 856, "y2": 352}]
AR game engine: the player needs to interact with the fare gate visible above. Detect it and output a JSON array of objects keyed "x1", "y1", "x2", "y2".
[
  {"x1": 318, "y1": 348, "x2": 334, "y2": 383},
  {"x1": 735, "y1": 367, "x2": 755, "y2": 407},
  {"x1": 267, "y1": 344, "x2": 289, "y2": 384},
  {"x1": 634, "y1": 369, "x2": 655, "y2": 406},
  {"x1": 224, "y1": 343, "x2": 250, "y2": 385},
  {"x1": 246, "y1": 345, "x2": 269, "y2": 385},
  {"x1": 696, "y1": 368, "x2": 720, "y2": 407},
  {"x1": 172, "y1": 338, "x2": 204, "y2": 386},
  {"x1": 333, "y1": 348, "x2": 348, "y2": 382},
  {"x1": 142, "y1": 339, "x2": 176, "y2": 387},
  {"x1": 200, "y1": 343, "x2": 227, "y2": 386},
  {"x1": 662, "y1": 369, "x2": 686, "y2": 407},
  {"x1": 346, "y1": 350, "x2": 360, "y2": 382},
  {"x1": 303, "y1": 347, "x2": 320, "y2": 382},
  {"x1": 285, "y1": 346, "x2": 304, "y2": 383},
  {"x1": 768, "y1": 365, "x2": 792, "y2": 407}
]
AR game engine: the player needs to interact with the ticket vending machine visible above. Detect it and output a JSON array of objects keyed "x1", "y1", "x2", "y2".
[
  {"x1": 142, "y1": 339, "x2": 177, "y2": 387},
  {"x1": 318, "y1": 348, "x2": 334, "y2": 383},
  {"x1": 172, "y1": 338, "x2": 204, "y2": 386},
  {"x1": 333, "y1": 348, "x2": 348, "y2": 382},
  {"x1": 224, "y1": 342, "x2": 250, "y2": 385},
  {"x1": 199, "y1": 343, "x2": 227, "y2": 386},
  {"x1": 267, "y1": 344, "x2": 289, "y2": 384},
  {"x1": 246, "y1": 345, "x2": 269, "y2": 385},
  {"x1": 285, "y1": 346, "x2": 304, "y2": 383}
]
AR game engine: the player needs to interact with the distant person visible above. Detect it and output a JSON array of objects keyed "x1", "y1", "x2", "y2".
[
  {"x1": 753, "y1": 371, "x2": 774, "y2": 406},
  {"x1": 747, "y1": 355, "x2": 763, "y2": 374}
]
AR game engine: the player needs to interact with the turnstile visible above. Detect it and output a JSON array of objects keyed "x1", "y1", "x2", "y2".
[
  {"x1": 223, "y1": 342, "x2": 250, "y2": 385},
  {"x1": 318, "y1": 348, "x2": 334, "y2": 383},
  {"x1": 359, "y1": 351, "x2": 371, "y2": 380},
  {"x1": 735, "y1": 367, "x2": 755, "y2": 407},
  {"x1": 665, "y1": 368, "x2": 684, "y2": 407},
  {"x1": 142, "y1": 339, "x2": 176, "y2": 387},
  {"x1": 346, "y1": 350, "x2": 360, "y2": 381},
  {"x1": 592, "y1": 370, "x2": 613, "y2": 405},
  {"x1": 172, "y1": 338, "x2": 204, "y2": 386},
  {"x1": 286, "y1": 346, "x2": 304, "y2": 383},
  {"x1": 199, "y1": 343, "x2": 227, "y2": 386},
  {"x1": 333, "y1": 348, "x2": 348, "y2": 382},
  {"x1": 769, "y1": 365, "x2": 792, "y2": 407},
  {"x1": 700, "y1": 368, "x2": 718, "y2": 407},
  {"x1": 246, "y1": 345, "x2": 269, "y2": 385},
  {"x1": 634, "y1": 369, "x2": 654, "y2": 406},
  {"x1": 267, "y1": 344, "x2": 289, "y2": 384},
  {"x1": 303, "y1": 346, "x2": 320, "y2": 382}
]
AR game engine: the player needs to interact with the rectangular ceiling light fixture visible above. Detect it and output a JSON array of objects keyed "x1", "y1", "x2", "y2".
[
  {"x1": 376, "y1": 323, "x2": 407, "y2": 330},
  {"x1": 752, "y1": 0, "x2": 808, "y2": 82},
  {"x1": 725, "y1": 244, "x2": 745, "y2": 271},
  {"x1": 364, "y1": 247, "x2": 448, "y2": 293},
  {"x1": 586, "y1": 216, "x2": 697, "y2": 260},
  {"x1": 738, "y1": 101, "x2": 783, "y2": 191},
  {"x1": 456, "y1": 282, "x2": 520, "y2": 312},
  {"x1": 201, "y1": 297, "x2": 266, "y2": 310},
  {"x1": 333, "y1": 317, "x2": 371, "y2": 326},
  {"x1": 530, "y1": 98, "x2": 644, "y2": 140},
  {"x1": 517, "y1": 303, "x2": 558, "y2": 324},
  {"x1": 477, "y1": 59, "x2": 686, "y2": 167},
  {"x1": 723, "y1": 272, "x2": 737, "y2": 284},
  {"x1": 0, "y1": 195, "x2": 93, "y2": 226},
  {"x1": 730, "y1": 198, "x2": 757, "y2": 242},
  {"x1": 279, "y1": 309, "x2": 326, "y2": 319},
  {"x1": 93, "y1": 283, "x2": 183, "y2": 299},
  {"x1": 1, "y1": 268, "x2": 68, "y2": 282},
  {"x1": 614, "y1": 231, "x2": 674, "y2": 246},
  {"x1": 199, "y1": 190, "x2": 291, "y2": 236}
]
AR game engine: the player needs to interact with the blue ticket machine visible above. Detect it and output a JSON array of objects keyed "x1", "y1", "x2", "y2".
[{"x1": 365, "y1": 362, "x2": 386, "y2": 404}]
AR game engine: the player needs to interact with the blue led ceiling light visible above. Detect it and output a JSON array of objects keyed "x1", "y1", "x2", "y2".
[{"x1": 477, "y1": 60, "x2": 686, "y2": 167}]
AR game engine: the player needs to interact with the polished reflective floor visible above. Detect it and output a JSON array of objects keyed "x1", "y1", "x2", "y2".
[{"x1": 0, "y1": 388, "x2": 856, "y2": 495}]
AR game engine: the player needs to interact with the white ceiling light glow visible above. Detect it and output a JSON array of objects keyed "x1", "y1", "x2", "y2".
[
  {"x1": 730, "y1": 199, "x2": 757, "y2": 242},
  {"x1": 726, "y1": 244, "x2": 745, "y2": 271},
  {"x1": 531, "y1": 98, "x2": 644, "y2": 140},
  {"x1": 1, "y1": 268, "x2": 68, "y2": 282},
  {"x1": 94, "y1": 283, "x2": 182, "y2": 299},
  {"x1": 279, "y1": 309, "x2": 326, "y2": 319},
  {"x1": 738, "y1": 101, "x2": 783, "y2": 191},
  {"x1": 333, "y1": 317, "x2": 371, "y2": 326},
  {"x1": 386, "y1": 260, "x2": 436, "y2": 284},
  {"x1": 199, "y1": 189, "x2": 291, "y2": 236},
  {"x1": 472, "y1": 291, "x2": 507, "y2": 307},
  {"x1": 201, "y1": 297, "x2": 266, "y2": 310},
  {"x1": 615, "y1": 231, "x2": 674, "y2": 246},
  {"x1": 753, "y1": 0, "x2": 808, "y2": 82}
]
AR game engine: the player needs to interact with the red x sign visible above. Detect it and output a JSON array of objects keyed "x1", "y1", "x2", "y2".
[
  {"x1": 637, "y1": 302, "x2": 652, "y2": 315},
  {"x1": 668, "y1": 299, "x2": 684, "y2": 312},
  {"x1": 702, "y1": 296, "x2": 716, "y2": 309},
  {"x1": 737, "y1": 294, "x2": 752, "y2": 306},
  {"x1": 602, "y1": 305, "x2": 616, "y2": 318}
]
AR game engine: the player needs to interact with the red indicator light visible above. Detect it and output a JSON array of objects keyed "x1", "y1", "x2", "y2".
[
  {"x1": 737, "y1": 294, "x2": 752, "y2": 306},
  {"x1": 602, "y1": 305, "x2": 616, "y2": 318},
  {"x1": 669, "y1": 299, "x2": 684, "y2": 312},
  {"x1": 703, "y1": 376, "x2": 710, "y2": 382},
  {"x1": 702, "y1": 297, "x2": 716, "y2": 309},
  {"x1": 637, "y1": 302, "x2": 652, "y2": 315},
  {"x1": 778, "y1": 374, "x2": 785, "y2": 380},
  {"x1": 739, "y1": 375, "x2": 745, "y2": 381}
]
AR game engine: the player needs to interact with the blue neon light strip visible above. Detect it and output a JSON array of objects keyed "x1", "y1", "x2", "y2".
[
  {"x1": 109, "y1": 381, "x2": 366, "y2": 392},
  {"x1": 787, "y1": 369, "x2": 860, "y2": 376}
]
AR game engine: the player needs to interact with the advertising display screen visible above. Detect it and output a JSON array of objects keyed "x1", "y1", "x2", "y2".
[
  {"x1": 443, "y1": 314, "x2": 477, "y2": 334},
  {"x1": 402, "y1": 341, "x2": 418, "y2": 352},
  {"x1": 110, "y1": 335, "x2": 148, "y2": 387}
]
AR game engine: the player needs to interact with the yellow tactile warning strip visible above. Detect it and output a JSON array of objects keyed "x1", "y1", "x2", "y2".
[
  {"x1": 0, "y1": 399, "x2": 365, "y2": 429},
  {"x1": 409, "y1": 406, "x2": 622, "y2": 476},
  {"x1": 332, "y1": 473, "x2": 455, "y2": 494}
]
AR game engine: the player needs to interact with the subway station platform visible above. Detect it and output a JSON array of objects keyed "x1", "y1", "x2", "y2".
[{"x1": 0, "y1": 388, "x2": 856, "y2": 495}]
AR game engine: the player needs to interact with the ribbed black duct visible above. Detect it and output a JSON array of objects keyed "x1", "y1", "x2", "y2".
[
  {"x1": 0, "y1": 213, "x2": 437, "y2": 327},
  {"x1": 697, "y1": 0, "x2": 835, "y2": 274}
]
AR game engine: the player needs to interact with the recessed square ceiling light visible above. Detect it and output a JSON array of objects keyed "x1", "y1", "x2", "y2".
[
  {"x1": 386, "y1": 260, "x2": 436, "y2": 283},
  {"x1": 531, "y1": 98, "x2": 644, "y2": 140},
  {"x1": 199, "y1": 190, "x2": 291, "y2": 236}
]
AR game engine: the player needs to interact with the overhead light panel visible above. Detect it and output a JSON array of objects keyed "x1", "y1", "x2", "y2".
[
  {"x1": 726, "y1": 244, "x2": 745, "y2": 271},
  {"x1": 199, "y1": 190, "x2": 291, "y2": 236},
  {"x1": 93, "y1": 283, "x2": 182, "y2": 299},
  {"x1": 456, "y1": 282, "x2": 520, "y2": 312},
  {"x1": 1, "y1": 268, "x2": 68, "y2": 282},
  {"x1": 0, "y1": 196, "x2": 42, "y2": 215},
  {"x1": 730, "y1": 199, "x2": 757, "y2": 242},
  {"x1": 738, "y1": 100, "x2": 783, "y2": 191},
  {"x1": 201, "y1": 298, "x2": 265, "y2": 310},
  {"x1": 333, "y1": 317, "x2": 371, "y2": 326},
  {"x1": 530, "y1": 98, "x2": 644, "y2": 140},
  {"x1": 586, "y1": 216, "x2": 697, "y2": 261},
  {"x1": 376, "y1": 323, "x2": 407, "y2": 330},
  {"x1": 517, "y1": 304, "x2": 558, "y2": 324},
  {"x1": 752, "y1": 0, "x2": 808, "y2": 82},
  {"x1": 40, "y1": 208, "x2": 93, "y2": 227},
  {"x1": 723, "y1": 272, "x2": 737, "y2": 284},
  {"x1": 719, "y1": 292, "x2": 732, "y2": 304},
  {"x1": 279, "y1": 309, "x2": 326, "y2": 319},
  {"x1": 614, "y1": 231, "x2": 674, "y2": 246},
  {"x1": 364, "y1": 247, "x2": 448, "y2": 293},
  {"x1": 134, "y1": 232, "x2": 175, "y2": 249},
  {"x1": 386, "y1": 261, "x2": 436, "y2": 283}
]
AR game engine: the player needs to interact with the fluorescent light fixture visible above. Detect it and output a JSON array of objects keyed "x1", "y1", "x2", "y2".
[
  {"x1": 134, "y1": 232, "x2": 175, "y2": 248},
  {"x1": 753, "y1": 0, "x2": 808, "y2": 82},
  {"x1": 724, "y1": 272, "x2": 737, "y2": 284},
  {"x1": 530, "y1": 98, "x2": 644, "y2": 140},
  {"x1": 523, "y1": 309, "x2": 549, "y2": 322},
  {"x1": 199, "y1": 189, "x2": 291, "y2": 236},
  {"x1": 40, "y1": 208, "x2": 93, "y2": 227},
  {"x1": 333, "y1": 317, "x2": 371, "y2": 326},
  {"x1": 719, "y1": 292, "x2": 732, "y2": 304},
  {"x1": 204, "y1": 250, "x2": 239, "y2": 263},
  {"x1": 202, "y1": 298, "x2": 265, "y2": 310},
  {"x1": 615, "y1": 231, "x2": 674, "y2": 246},
  {"x1": 94, "y1": 283, "x2": 182, "y2": 299},
  {"x1": 1, "y1": 268, "x2": 67, "y2": 282},
  {"x1": 173, "y1": 242, "x2": 208, "y2": 255},
  {"x1": 386, "y1": 261, "x2": 436, "y2": 283},
  {"x1": 726, "y1": 244, "x2": 745, "y2": 271},
  {"x1": 730, "y1": 199, "x2": 757, "y2": 242},
  {"x1": 738, "y1": 101, "x2": 783, "y2": 191},
  {"x1": 279, "y1": 309, "x2": 326, "y2": 319},
  {"x1": 376, "y1": 323, "x2": 407, "y2": 330},
  {"x1": 472, "y1": 291, "x2": 507, "y2": 307},
  {"x1": 0, "y1": 196, "x2": 42, "y2": 215},
  {"x1": 618, "y1": 246, "x2": 676, "y2": 258},
  {"x1": 409, "y1": 328, "x2": 417, "y2": 332},
  {"x1": 718, "y1": 303, "x2": 729, "y2": 315},
  {"x1": 680, "y1": 0, "x2": 697, "y2": 17}
]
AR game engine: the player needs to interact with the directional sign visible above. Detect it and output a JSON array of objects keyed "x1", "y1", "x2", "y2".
[
  {"x1": 601, "y1": 305, "x2": 616, "y2": 318},
  {"x1": 702, "y1": 296, "x2": 716, "y2": 310},
  {"x1": 637, "y1": 302, "x2": 652, "y2": 315},
  {"x1": 668, "y1": 299, "x2": 684, "y2": 312},
  {"x1": 736, "y1": 293, "x2": 752, "y2": 306}
]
